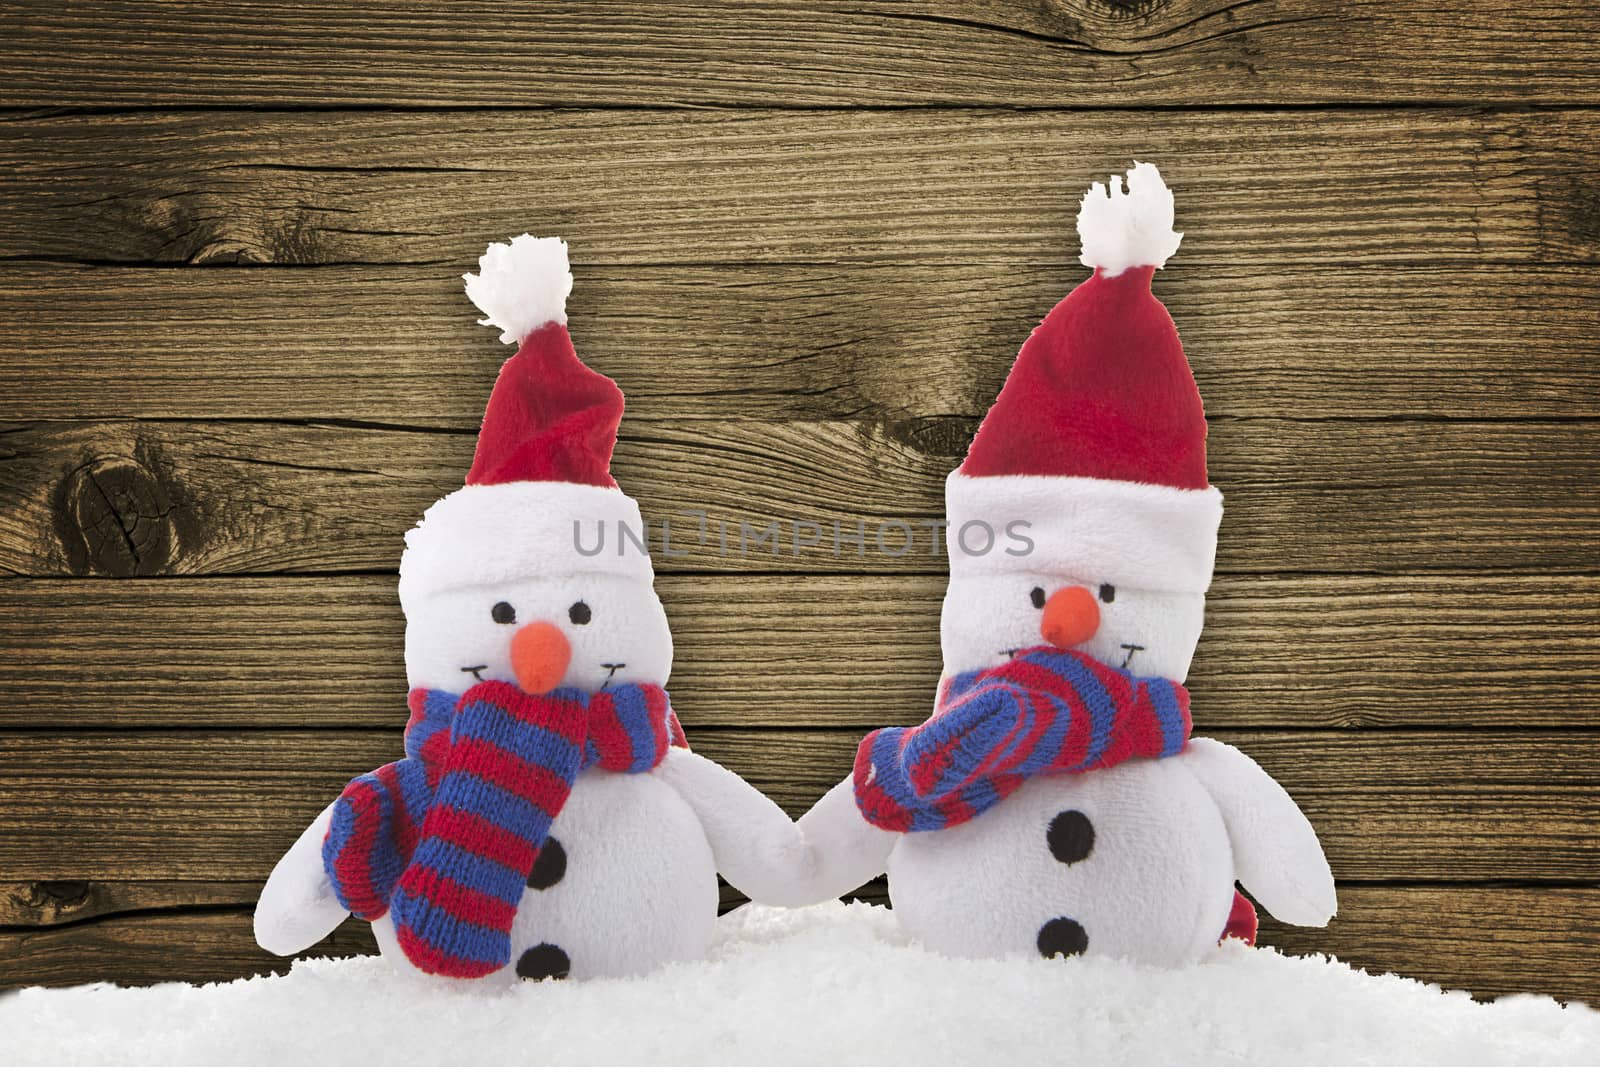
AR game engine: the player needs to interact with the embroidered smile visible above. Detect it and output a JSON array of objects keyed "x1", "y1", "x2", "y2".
[{"x1": 460, "y1": 662, "x2": 627, "y2": 689}]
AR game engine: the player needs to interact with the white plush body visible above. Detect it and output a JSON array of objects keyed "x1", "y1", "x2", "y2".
[
  {"x1": 793, "y1": 737, "x2": 1333, "y2": 965},
  {"x1": 257, "y1": 747, "x2": 853, "y2": 982},
  {"x1": 259, "y1": 768, "x2": 720, "y2": 983},
  {"x1": 888, "y1": 740, "x2": 1333, "y2": 963},
  {"x1": 370, "y1": 767, "x2": 720, "y2": 982},
  {"x1": 888, "y1": 759, "x2": 1231, "y2": 963}
]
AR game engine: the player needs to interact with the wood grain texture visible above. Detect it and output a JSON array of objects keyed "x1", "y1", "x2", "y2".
[
  {"x1": 0, "y1": 574, "x2": 1595, "y2": 729},
  {"x1": 2, "y1": 110, "x2": 1596, "y2": 267},
  {"x1": 5, "y1": 887, "x2": 1596, "y2": 1001},
  {"x1": 0, "y1": 875, "x2": 807, "y2": 932},
  {"x1": 4, "y1": 264, "x2": 1597, "y2": 424},
  {"x1": 0, "y1": 880, "x2": 258, "y2": 928},
  {"x1": 2, "y1": 418, "x2": 1594, "y2": 578},
  {"x1": 1, "y1": 0, "x2": 1596, "y2": 1003},
  {"x1": 0, "y1": 908, "x2": 380, "y2": 990},
  {"x1": 1, "y1": 1, "x2": 1597, "y2": 108},
  {"x1": 1255, "y1": 887, "x2": 1600, "y2": 1004},
  {"x1": 0, "y1": 730, "x2": 1593, "y2": 900}
]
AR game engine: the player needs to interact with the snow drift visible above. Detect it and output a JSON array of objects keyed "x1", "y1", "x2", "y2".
[{"x1": 3, "y1": 902, "x2": 1595, "y2": 1066}]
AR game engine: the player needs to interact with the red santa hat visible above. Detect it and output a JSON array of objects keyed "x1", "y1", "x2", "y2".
[
  {"x1": 946, "y1": 163, "x2": 1223, "y2": 593},
  {"x1": 398, "y1": 235, "x2": 652, "y2": 609}
]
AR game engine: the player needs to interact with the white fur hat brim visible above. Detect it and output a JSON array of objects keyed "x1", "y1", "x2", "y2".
[
  {"x1": 945, "y1": 471, "x2": 1222, "y2": 594},
  {"x1": 398, "y1": 482, "x2": 654, "y2": 609}
]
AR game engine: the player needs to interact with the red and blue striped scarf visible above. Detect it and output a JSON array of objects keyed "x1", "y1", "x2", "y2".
[
  {"x1": 322, "y1": 681, "x2": 686, "y2": 978},
  {"x1": 853, "y1": 647, "x2": 1190, "y2": 832}
]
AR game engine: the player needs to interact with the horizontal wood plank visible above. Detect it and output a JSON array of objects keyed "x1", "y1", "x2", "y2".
[
  {"x1": 0, "y1": 875, "x2": 784, "y2": 931},
  {"x1": 0, "y1": 880, "x2": 259, "y2": 928},
  {"x1": 1, "y1": 2, "x2": 1596, "y2": 108},
  {"x1": 0, "y1": 908, "x2": 380, "y2": 990},
  {"x1": 1, "y1": 110, "x2": 1594, "y2": 266},
  {"x1": 1, "y1": 419, "x2": 1593, "y2": 578},
  {"x1": 3, "y1": 888, "x2": 1596, "y2": 1003},
  {"x1": 0, "y1": 729, "x2": 1594, "y2": 898},
  {"x1": 1, "y1": 574, "x2": 1594, "y2": 729},
  {"x1": 4, "y1": 264, "x2": 1597, "y2": 424},
  {"x1": 1255, "y1": 886, "x2": 1600, "y2": 1005}
]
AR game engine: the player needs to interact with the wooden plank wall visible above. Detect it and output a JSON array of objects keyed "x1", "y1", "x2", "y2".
[{"x1": 1, "y1": 1, "x2": 1597, "y2": 999}]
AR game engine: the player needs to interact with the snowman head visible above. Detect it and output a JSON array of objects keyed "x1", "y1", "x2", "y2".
[
  {"x1": 396, "y1": 234, "x2": 670, "y2": 697},
  {"x1": 939, "y1": 475, "x2": 1218, "y2": 682},
  {"x1": 940, "y1": 164, "x2": 1221, "y2": 684},
  {"x1": 399, "y1": 484, "x2": 671, "y2": 695},
  {"x1": 941, "y1": 574, "x2": 1204, "y2": 682}
]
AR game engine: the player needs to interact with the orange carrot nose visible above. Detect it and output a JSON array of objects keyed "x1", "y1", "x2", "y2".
[
  {"x1": 509, "y1": 621, "x2": 572, "y2": 695},
  {"x1": 1040, "y1": 586, "x2": 1100, "y2": 649}
]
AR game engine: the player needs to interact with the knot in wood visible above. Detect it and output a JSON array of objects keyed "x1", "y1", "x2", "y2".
[
  {"x1": 30, "y1": 880, "x2": 92, "y2": 908},
  {"x1": 53, "y1": 452, "x2": 182, "y2": 576},
  {"x1": 1079, "y1": 0, "x2": 1168, "y2": 20},
  {"x1": 17, "y1": 880, "x2": 93, "y2": 924},
  {"x1": 881, "y1": 415, "x2": 979, "y2": 461}
]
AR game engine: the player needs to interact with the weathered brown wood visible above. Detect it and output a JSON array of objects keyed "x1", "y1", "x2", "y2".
[
  {"x1": 4, "y1": 264, "x2": 1597, "y2": 424},
  {"x1": 0, "y1": 873, "x2": 776, "y2": 927},
  {"x1": 0, "y1": 880, "x2": 253, "y2": 927},
  {"x1": 0, "y1": 0, "x2": 1592, "y2": 1012},
  {"x1": 1, "y1": 110, "x2": 1594, "y2": 266},
  {"x1": 1, "y1": 574, "x2": 1594, "y2": 729},
  {"x1": 1, "y1": 2, "x2": 1596, "y2": 108},
  {"x1": 4, "y1": 887, "x2": 1596, "y2": 1001},
  {"x1": 1, "y1": 418, "x2": 1594, "y2": 578},
  {"x1": 1256, "y1": 887, "x2": 1600, "y2": 1004},
  {"x1": 0, "y1": 908, "x2": 380, "y2": 990},
  {"x1": 0, "y1": 730, "x2": 1594, "y2": 895},
  {"x1": 0, "y1": 872, "x2": 780, "y2": 929}
]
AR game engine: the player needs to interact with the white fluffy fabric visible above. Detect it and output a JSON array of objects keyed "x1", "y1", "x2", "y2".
[
  {"x1": 463, "y1": 234, "x2": 573, "y2": 344},
  {"x1": 656, "y1": 752, "x2": 898, "y2": 910},
  {"x1": 6, "y1": 903, "x2": 1596, "y2": 1066},
  {"x1": 883, "y1": 741, "x2": 1333, "y2": 967},
  {"x1": 1078, "y1": 161, "x2": 1184, "y2": 277},
  {"x1": 398, "y1": 482, "x2": 654, "y2": 610},
  {"x1": 368, "y1": 771, "x2": 724, "y2": 981},
  {"x1": 945, "y1": 471, "x2": 1223, "y2": 594}
]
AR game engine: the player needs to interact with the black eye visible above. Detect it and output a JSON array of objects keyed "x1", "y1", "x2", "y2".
[
  {"x1": 1029, "y1": 586, "x2": 1046, "y2": 610},
  {"x1": 568, "y1": 601, "x2": 591, "y2": 625},
  {"x1": 491, "y1": 601, "x2": 516, "y2": 625},
  {"x1": 1098, "y1": 584, "x2": 1116, "y2": 604}
]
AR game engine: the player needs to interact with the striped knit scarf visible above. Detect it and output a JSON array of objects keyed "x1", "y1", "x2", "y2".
[
  {"x1": 322, "y1": 680, "x2": 686, "y2": 978},
  {"x1": 853, "y1": 647, "x2": 1190, "y2": 832}
]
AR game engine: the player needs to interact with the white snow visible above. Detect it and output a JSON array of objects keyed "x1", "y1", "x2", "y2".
[{"x1": 3, "y1": 902, "x2": 1596, "y2": 1066}]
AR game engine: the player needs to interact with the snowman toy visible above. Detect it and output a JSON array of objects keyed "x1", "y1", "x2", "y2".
[
  {"x1": 254, "y1": 236, "x2": 857, "y2": 982},
  {"x1": 787, "y1": 163, "x2": 1338, "y2": 965}
]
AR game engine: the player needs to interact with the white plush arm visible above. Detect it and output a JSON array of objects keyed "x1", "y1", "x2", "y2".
[
  {"x1": 656, "y1": 749, "x2": 896, "y2": 908},
  {"x1": 1183, "y1": 737, "x2": 1337, "y2": 928},
  {"x1": 253, "y1": 802, "x2": 351, "y2": 956}
]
